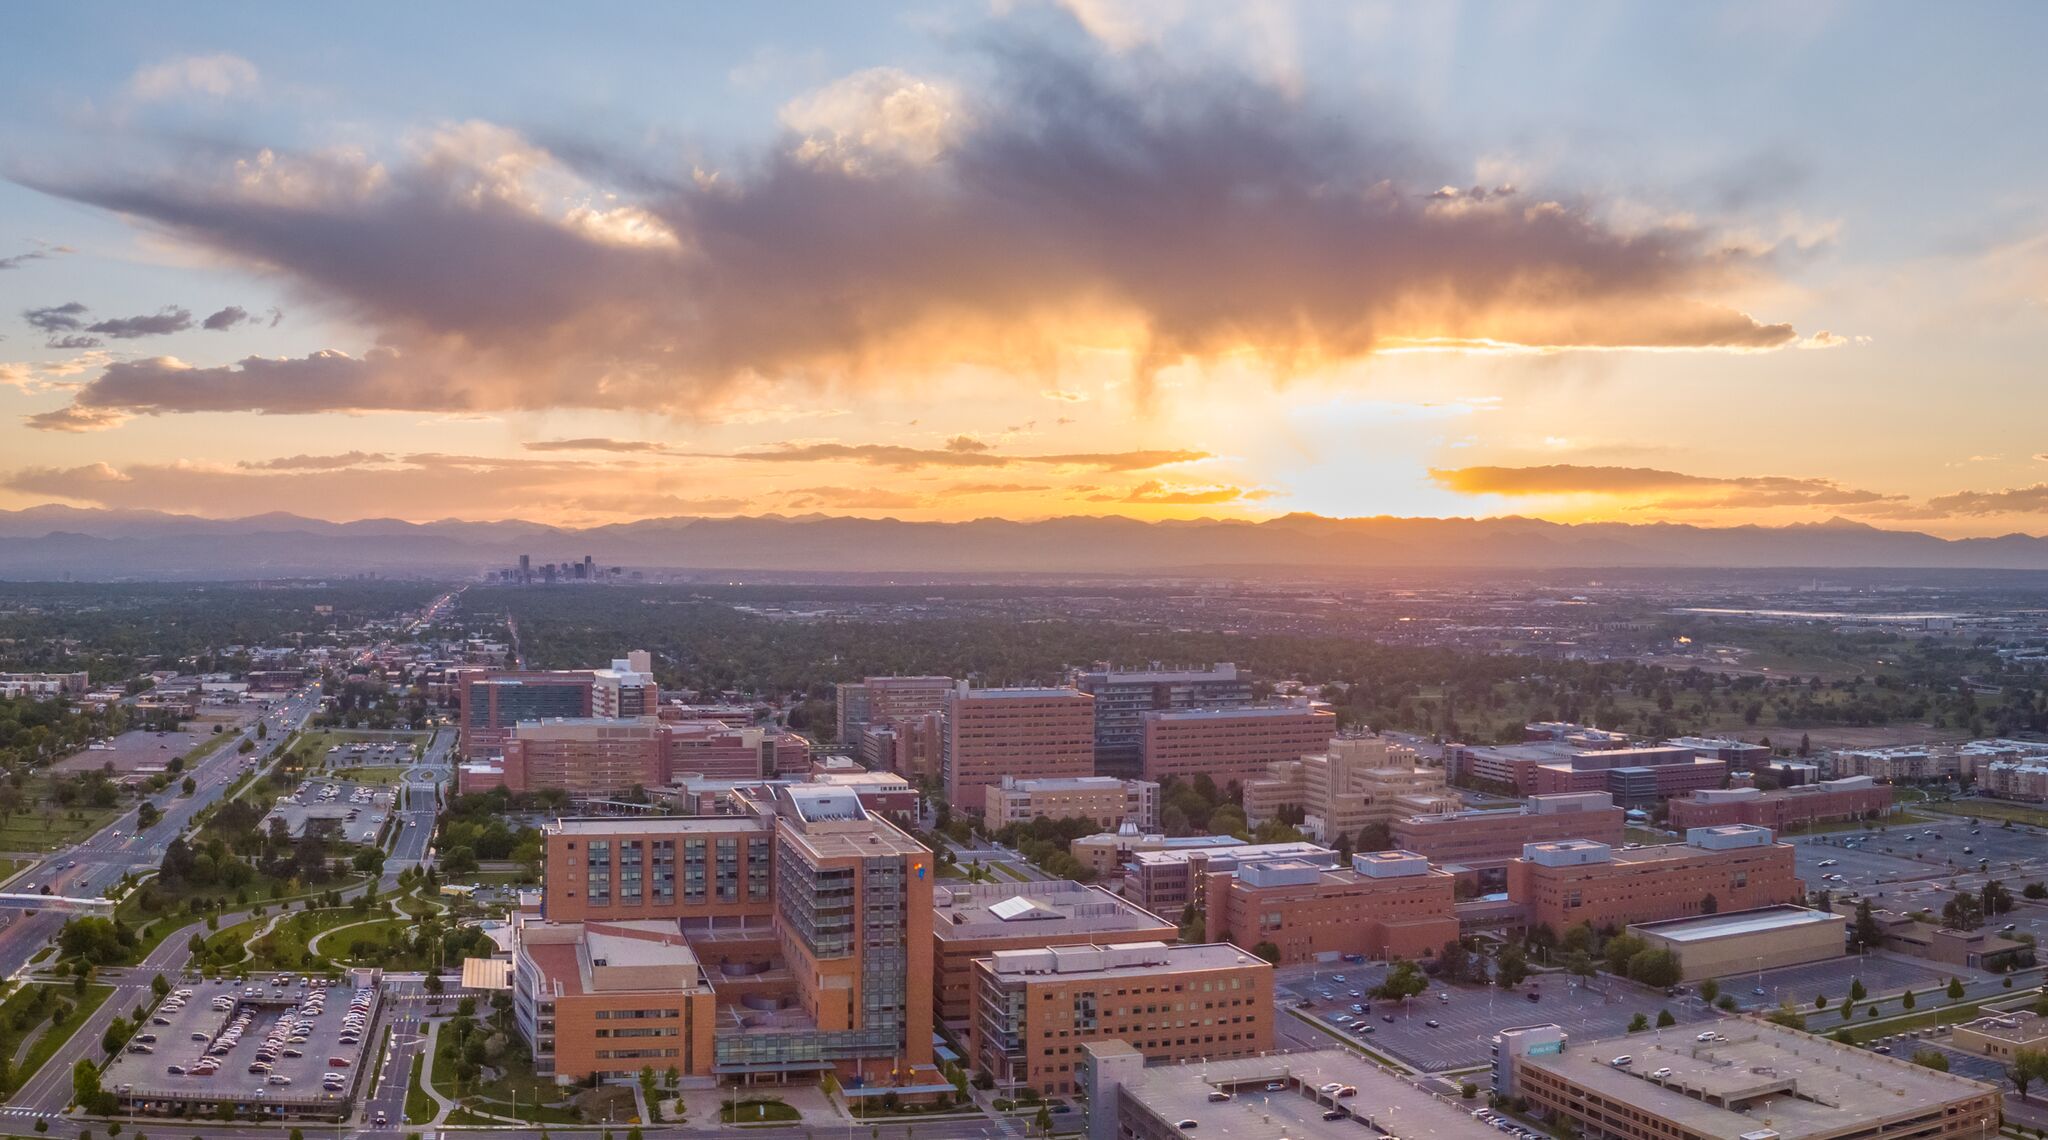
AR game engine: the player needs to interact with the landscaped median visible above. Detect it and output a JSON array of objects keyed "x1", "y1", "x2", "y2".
[{"x1": 0, "y1": 981, "x2": 114, "y2": 1099}]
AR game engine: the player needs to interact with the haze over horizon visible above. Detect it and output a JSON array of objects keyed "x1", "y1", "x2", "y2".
[{"x1": 5, "y1": 3, "x2": 2047, "y2": 540}]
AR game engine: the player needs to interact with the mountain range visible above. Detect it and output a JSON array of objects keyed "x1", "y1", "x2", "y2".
[{"x1": 4, "y1": 506, "x2": 2048, "y2": 579}]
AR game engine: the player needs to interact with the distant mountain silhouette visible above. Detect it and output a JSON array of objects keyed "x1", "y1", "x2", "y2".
[{"x1": 0, "y1": 507, "x2": 2044, "y2": 579}]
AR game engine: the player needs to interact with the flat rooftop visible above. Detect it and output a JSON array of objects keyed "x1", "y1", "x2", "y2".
[
  {"x1": 1521, "y1": 1021, "x2": 1998, "y2": 1140},
  {"x1": 544, "y1": 815, "x2": 765, "y2": 836},
  {"x1": 1109, "y1": 1047, "x2": 1498, "y2": 1140},
  {"x1": 102, "y1": 975, "x2": 376, "y2": 1114},
  {"x1": 985, "y1": 941, "x2": 1259, "y2": 980},
  {"x1": 1130, "y1": 840, "x2": 1330, "y2": 867},
  {"x1": 954, "y1": 686, "x2": 1088, "y2": 700},
  {"x1": 932, "y1": 881, "x2": 1174, "y2": 943},
  {"x1": 1143, "y1": 704, "x2": 1322, "y2": 721},
  {"x1": 1632, "y1": 905, "x2": 1841, "y2": 943},
  {"x1": 994, "y1": 776, "x2": 1131, "y2": 792}
]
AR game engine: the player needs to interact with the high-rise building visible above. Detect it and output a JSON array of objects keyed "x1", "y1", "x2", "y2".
[
  {"x1": 591, "y1": 652, "x2": 658, "y2": 718},
  {"x1": 970, "y1": 941, "x2": 1273, "y2": 1095},
  {"x1": 1138, "y1": 703, "x2": 1337, "y2": 788},
  {"x1": 942, "y1": 685, "x2": 1095, "y2": 811},
  {"x1": 517, "y1": 787, "x2": 937, "y2": 1091},
  {"x1": 835, "y1": 676, "x2": 956, "y2": 742},
  {"x1": 1072, "y1": 663, "x2": 1254, "y2": 777},
  {"x1": 457, "y1": 670, "x2": 596, "y2": 759}
]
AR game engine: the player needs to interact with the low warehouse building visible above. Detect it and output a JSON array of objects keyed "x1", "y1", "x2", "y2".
[{"x1": 1628, "y1": 905, "x2": 1845, "y2": 981}]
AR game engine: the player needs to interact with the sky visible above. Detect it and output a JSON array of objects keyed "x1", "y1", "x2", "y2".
[{"x1": 2, "y1": 1, "x2": 2046, "y2": 536}]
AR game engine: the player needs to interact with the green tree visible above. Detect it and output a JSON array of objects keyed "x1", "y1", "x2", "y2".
[
  {"x1": 1373, "y1": 959, "x2": 1430, "y2": 1002},
  {"x1": 1947, "y1": 977, "x2": 1966, "y2": 1001},
  {"x1": 1849, "y1": 978, "x2": 1867, "y2": 1002},
  {"x1": 1699, "y1": 978, "x2": 1720, "y2": 1002},
  {"x1": 1495, "y1": 943, "x2": 1530, "y2": 989},
  {"x1": 1911, "y1": 1049, "x2": 1950, "y2": 1072},
  {"x1": 1903, "y1": 989, "x2": 1917, "y2": 1009},
  {"x1": 1627, "y1": 1013, "x2": 1649, "y2": 1033},
  {"x1": 1852, "y1": 898, "x2": 1883, "y2": 951},
  {"x1": 1765, "y1": 1003, "x2": 1807, "y2": 1032},
  {"x1": 2010, "y1": 1048, "x2": 2048, "y2": 1098},
  {"x1": 1656, "y1": 1009, "x2": 1676, "y2": 1028},
  {"x1": 1626, "y1": 949, "x2": 1682, "y2": 989},
  {"x1": 1251, "y1": 941, "x2": 1280, "y2": 964}
]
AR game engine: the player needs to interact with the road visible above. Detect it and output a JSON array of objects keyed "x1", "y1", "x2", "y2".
[{"x1": 0, "y1": 687, "x2": 324, "y2": 983}]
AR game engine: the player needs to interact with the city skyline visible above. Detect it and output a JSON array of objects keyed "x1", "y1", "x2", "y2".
[{"x1": 4, "y1": 3, "x2": 2047, "y2": 537}]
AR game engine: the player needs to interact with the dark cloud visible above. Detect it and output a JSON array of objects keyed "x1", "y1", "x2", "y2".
[
  {"x1": 27, "y1": 349, "x2": 445, "y2": 427},
  {"x1": 86, "y1": 306, "x2": 194, "y2": 338},
  {"x1": 202, "y1": 305, "x2": 253, "y2": 330},
  {"x1": 1432, "y1": 464, "x2": 1901, "y2": 509},
  {"x1": 45, "y1": 334, "x2": 104, "y2": 350},
  {"x1": 24, "y1": 302, "x2": 88, "y2": 332},
  {"x1": 21, "y1": 27, "x2": 1801, "y2": 424}
]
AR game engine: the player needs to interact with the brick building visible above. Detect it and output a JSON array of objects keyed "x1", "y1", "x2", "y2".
[
  {"x1": 1505, "y1": 825, "x2": 1804, "y2": 934},
  {"x1": 942, "y1": 686, "x2": 1096, "y2": 811},
  {"x1": 1391, "y1": 792, "x2": 1626, "y2": 883},
  {"x1": 1203, "y1": 850, "x2": 1460, "y2": 964},
  {"x1": 1137, "y1": 703, "x2": 1336, "y2": 788},
  {"x1": 970, "y1": 942, "x2": 1272, "y2": 1094},
  {"x1": 981, "y1": 775, "x2": 1159, "y2": 833},
  {"x1": 930, "y1": 881, "x2": 1176, "y2": 1033},
  {"x1": 1666, "y1": 775, "x2": 1892, "y2": 830}
]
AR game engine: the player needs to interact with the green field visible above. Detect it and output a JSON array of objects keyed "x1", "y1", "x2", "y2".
[
  {"x1": 406, "y1": 1052, "x2": 438, "y2": 1124},
  {"x1": 325, "y1": 765, "x2": 413, "y2": 786},
  {"x1": 1923, "y1": 800, "x2": 2048, "y2": 828}
]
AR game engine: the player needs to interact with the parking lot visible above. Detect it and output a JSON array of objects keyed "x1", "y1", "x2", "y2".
[
  {"x1": 260, "y1": 778, "x2": 393, "y2": 844},
  {"x1": 1278, "y1": 966, "x2": 1720, "y2": 1073},
  {"x1": 1715, "y1": 952, "x2": 1964, "y2": 1011},
  {"x1": 1796, "y1": 816, "x2": 2048, "y2": 898},
  {"x1": 51, "y1": 716, "x2": 251, "y2": 775},
  {"x1": 101, "y1": 974, "x2": 378, "y2": 1120}
]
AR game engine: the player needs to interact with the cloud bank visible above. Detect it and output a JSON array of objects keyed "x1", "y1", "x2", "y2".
[{"x1": 22, "y1": 28, "x2": 1802, "y2": 430}]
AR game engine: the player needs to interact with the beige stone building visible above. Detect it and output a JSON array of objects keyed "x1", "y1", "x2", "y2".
[{"x1": 1243, "y1": 734, "x2": 1459, "y2": 844}]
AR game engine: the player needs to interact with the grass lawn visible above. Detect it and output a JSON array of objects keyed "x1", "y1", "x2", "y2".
[
  {"x1": 1781, "y1": 812, "x2": 1935, "y2": 836},
  {"x1": 1830, "y1": 992, "x2": 2010, "y2": 1044},
  {"x1": 1924, "y1": 800, "x2": 2048, "y2": 828},
  {"x1": 3, "y1": 982, "x2": 115, "y2": 1095},
  {"x1": 0, "y1": 795, "x2": 122, "y2": 852},
  {"x1": 317, "y1": 917, "x2": 416, "y2": 966},
  {"x1": 431, "y1": 1021, "x2": 576, "y2": 1117},
  {"x1": 325, "y1": 765, "x2": 412, "y2": 786},
  {"x1": 405, "y1": 1052, "x2": 438, "y2": 1124},
  {"x1": 723, "y1": 1098, "x2": 800, "y2": 1123},
  {"x1": 248, "y1": 905, "x2": 391, "y2": 970}
]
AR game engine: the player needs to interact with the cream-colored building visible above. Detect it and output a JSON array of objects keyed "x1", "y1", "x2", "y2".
[
  {"x1": 982, "y1": 775, "x2": 1159, "y2": 833},
  {"x1": 1628, "y1": 905, "x2": 1845, "y2": 981},
  {"x1": 1243, "y1": 735, "x2": 1459, "y2": 844},
  {"x1": 1952, "y1": 1011, "x2": 2048, "y2": 1060}
]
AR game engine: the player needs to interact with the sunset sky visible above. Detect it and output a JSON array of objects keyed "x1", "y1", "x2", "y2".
[{"x1": 3, "y1": 2, "x2": 2045, "y2": 535}]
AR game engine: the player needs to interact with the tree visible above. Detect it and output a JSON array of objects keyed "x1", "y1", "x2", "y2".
[
  {"x1": 1911, "y1": 1049, "x2": 1950, "y2": 1072},
  {"x1": 2025, "y1": 882, "x2": 2048, "y2": 901},
  {"x1": 1355, "y1": 823, "x2": 1392, "y2": 853},
  {"x1": 1627, "y1": 1013, "x2": 1648, "y2": 1033},
  {"x1": 1849, "y1": 978, "x2": 1867, "y2": 1002},
  {"x1": 2010, "y1": 1048, "x2": 2048, "y2": 1099},
  {"x1": 1948, "y1": 977, "x2": 1967, "y2": 1001},
  {"x1": 1700, "y1": 893, "x2": 1719, "y2": 915},
  {"x1": 1852, "y1": 899, "x2": 1884, "y2": 952},
  {"x1": 1902, "y1": 989, "x2": 1916, "y2": 1009},
  {"x1": 1765, "y1": 1002, "x2": 1807, "y2": 1031},
  {"x1": 1626, "y1": 949, "x2": 1682, "y2": 989},
  {"x1": 1814, "y1": 994, "x2": 1829, "y2": 1010},
  {"x1": 1699, "y1": 978, "x2": 1720, "y2": 1002},
  {"x1": 1035, "y1": 1105, "x2": 1053, "y2": 1137},
  {"x1": 151, "y1": 974, "x2": 169, "y2": 999},
  {"x1": 1603, "y1": 933, "x2": 1648, "y2": 976},
  {"x1": 1373, "y1": 959, "x2": 1430, "y2": 1002},
  {"x1": 1251, "y1": 941, "x2": 1280, "y2": 965},
  {"x1": 1656, "y1": 1009, "x2": 1676, "y2": 1028},
  {"x1": 1495, "y1": 943, "x2": 1530, "y2": 989},
  {"x1": 1984, "y1": 880, "x2": 2015, "y2": 917},
  {"x1": 1438, "y1": 940, "x2": 1472, "y2": 984},
  {"x1": 1941, "y1": 892, "x2": 1984, "y2": 932}
]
